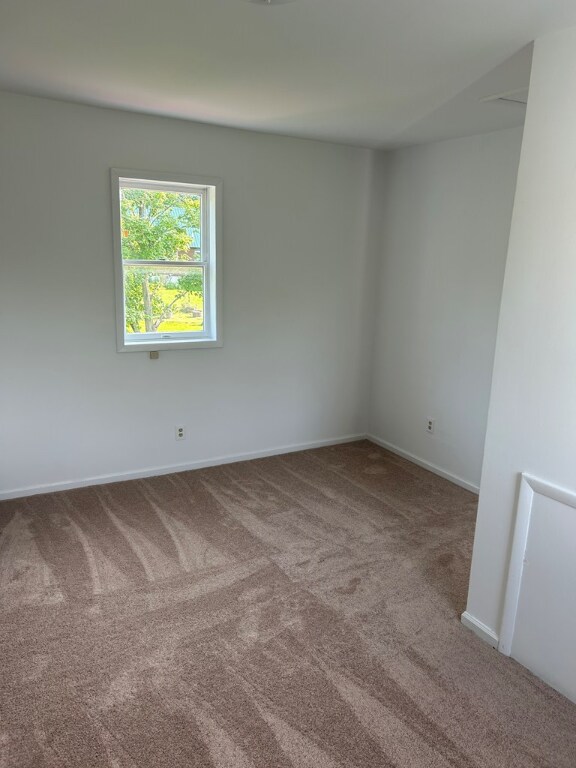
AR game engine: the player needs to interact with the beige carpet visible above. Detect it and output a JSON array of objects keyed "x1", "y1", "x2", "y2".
[{"x1": 1, "y1": 440, "x2": 574, "y2": 767}]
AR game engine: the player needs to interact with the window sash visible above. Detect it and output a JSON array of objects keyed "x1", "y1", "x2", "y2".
[
  {"x1": 122, "y1": 263, "x2": 207, "y2": 338},
  {"x1": 119, "y1": 182, "x2": 210, "y2": 339},
  {"x1": 122, "y1": 260, "x2": 208, "y2": 269}
]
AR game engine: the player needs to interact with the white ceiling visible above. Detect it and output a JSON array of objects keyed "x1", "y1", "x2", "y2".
[{"x1": 0, "y1": 0, "x2": 575, "y2": 147}]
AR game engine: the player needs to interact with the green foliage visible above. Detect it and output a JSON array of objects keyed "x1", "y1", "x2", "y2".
[
  {"x1": 120, "y1": 188, "x2": 204, "y2": 333},
  {"x1": 177, "y1": 270, "x2": 203, "y2": 294},
  {"x1": 124, "y1": 269, "x2": 147, "y2": 333}
]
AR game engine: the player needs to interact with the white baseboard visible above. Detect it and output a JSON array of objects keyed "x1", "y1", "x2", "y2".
[
  {"x1": 461, "y1": 611, "x2": 499, "y2": 648},
  {"x1": 0, "y1": 433, "x2": 365, "y2": 501},
  {"x1": 366, "y1": 435, "x2": 480, "y2": 494}
]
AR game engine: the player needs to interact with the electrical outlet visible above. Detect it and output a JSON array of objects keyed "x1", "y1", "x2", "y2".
[
  {"x1": 426, "y1": 418, "x2": 435, "y2": 434},
  {"x1": 175, "y1": 426, "x2": 186, "y2": 440}
]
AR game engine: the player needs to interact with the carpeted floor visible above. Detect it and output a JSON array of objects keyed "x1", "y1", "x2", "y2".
[{"x1": 1, "y1": 440, "x2": 575, "y2": 767}]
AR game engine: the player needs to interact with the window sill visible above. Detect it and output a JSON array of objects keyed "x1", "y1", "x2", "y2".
[{"x1": 118, "y1": 337, "x2": 223, "y2": 352}]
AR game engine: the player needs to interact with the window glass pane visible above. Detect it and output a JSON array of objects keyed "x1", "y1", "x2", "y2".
[
  {"x1": 120, "y1": 187, "x2": 202, "y2": 262},
  {"x1": 123, "y1": 264, "x2": 204, "y2": 334}
]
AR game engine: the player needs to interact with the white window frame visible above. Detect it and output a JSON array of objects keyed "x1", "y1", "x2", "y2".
[{"x1": 111, "y1": 169, "x2": 222, "y2": 352}]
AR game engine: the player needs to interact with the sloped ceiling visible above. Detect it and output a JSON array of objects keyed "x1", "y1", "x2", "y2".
[{"x1": 0, "y1": 0, "x2": 574, "y2": 146}]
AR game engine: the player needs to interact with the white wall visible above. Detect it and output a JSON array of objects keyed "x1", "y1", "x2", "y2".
[
  {"x1": 466, "y1": 25, "x2": 576, "y2": 649},
  {"x1": 367, "y1": 129, "x2": 523, "y2": 491},
  {"x1": 0, "y1": 92, "x2": 373, "y2": 497}
]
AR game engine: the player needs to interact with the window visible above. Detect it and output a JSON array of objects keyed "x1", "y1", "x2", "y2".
[{"x1": 111, "y1": 169, "x2": 222, "y2": 351}]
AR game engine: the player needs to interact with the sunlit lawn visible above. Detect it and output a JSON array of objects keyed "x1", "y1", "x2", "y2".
[{"x1": 127, "y1": 286, "x2": 204, "y2": 333}]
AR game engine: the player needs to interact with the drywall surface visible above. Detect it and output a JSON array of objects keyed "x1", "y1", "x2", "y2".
[
  {"x1": 356, "y1": 151, "x2": 390, "y2": 435},
  {"x1": 466, "y1": 24, "x2": 576, "y2": 643},
  {"x1": 511, "y1": 488, "x2": 576, "y2": 703},
  {"x1": 368, "y1": 128, "x2": 523, "y2": 489},
  {"x1": 0, "y1": 92, "x2": 373, "y2": 496}
]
